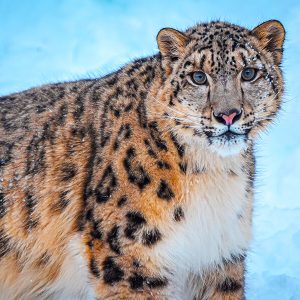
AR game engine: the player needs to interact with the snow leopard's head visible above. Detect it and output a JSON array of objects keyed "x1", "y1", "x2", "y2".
[{"x1": 154, "y1": 20, "x2": 285, "y2": 157}]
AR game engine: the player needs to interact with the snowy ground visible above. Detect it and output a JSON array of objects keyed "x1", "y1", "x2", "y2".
[{"x1": 1, "y1": 0, "x2": 300, "y2": 299}]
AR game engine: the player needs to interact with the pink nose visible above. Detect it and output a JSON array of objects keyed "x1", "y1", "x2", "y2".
[{"x1": 221, "y1": 112, "x2": 237, "y2": 125}]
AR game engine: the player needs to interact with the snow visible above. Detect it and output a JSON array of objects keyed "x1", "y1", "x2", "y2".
[{"x1": 0, "y1": 0, "x2": 299, "y2": 298}]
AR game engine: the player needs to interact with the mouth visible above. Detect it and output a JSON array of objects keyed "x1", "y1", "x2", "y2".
[{"x1": 218, "y1": 130, "x2": 246, "y2": 140}]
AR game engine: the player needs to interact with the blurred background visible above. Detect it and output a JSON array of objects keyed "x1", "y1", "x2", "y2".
[{"x1": 0, "y1": 0, "x2": 299, "y2": 298}]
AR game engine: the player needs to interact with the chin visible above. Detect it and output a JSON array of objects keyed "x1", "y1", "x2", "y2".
[{"x1": 208, "y1": 134, "x2": 248, "y2": 157}]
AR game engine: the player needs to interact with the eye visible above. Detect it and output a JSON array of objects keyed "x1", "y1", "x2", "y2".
[
  {"x1": 190, "y1": 71, "x2": 207, "y2": 85},
  {"x1": 241, "y1": 68, "x2": 257, "y2": 81}
]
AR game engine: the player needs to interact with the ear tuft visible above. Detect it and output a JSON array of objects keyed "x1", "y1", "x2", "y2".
[
  {"x1": 157, "y1": 28, "x2": 189, "y2": 61},
  {"x1": 252, "y1": 20, "x2": 285, "y2": 65}
]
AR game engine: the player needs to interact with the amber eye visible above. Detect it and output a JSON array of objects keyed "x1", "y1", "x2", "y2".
[
  {"x1": 241, "y1": 68, "x2": 257, "y2": 81},
  {"x1": 191, "y1": 71, "x2": 207, "y2": 85}
]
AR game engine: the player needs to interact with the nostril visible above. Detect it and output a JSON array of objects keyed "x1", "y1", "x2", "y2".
[
  {"x1": 213, "y1": 109, "x2": 242, "y2": 125},
  {"x1": 231, "y1": 109, "x2": 242, "y2": 123},
  {"x1": 213, "y1": 113, "x2": 227, "y2": 125}
]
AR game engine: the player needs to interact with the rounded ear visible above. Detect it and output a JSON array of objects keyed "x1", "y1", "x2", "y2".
[
  {"x1": 157, "y1": 28, "x2": 189, "y2": 62},
  {"x1": 252, "y1": 20, "x2": 285, "y2": 65}
]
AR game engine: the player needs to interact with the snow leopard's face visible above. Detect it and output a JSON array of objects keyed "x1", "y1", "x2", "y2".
[{"x1": 156, "y1": 20, "x2": 285, "y2": 157}]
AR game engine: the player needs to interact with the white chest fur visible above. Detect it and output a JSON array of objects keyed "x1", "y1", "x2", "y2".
[
  {"x1": 154, "y1": 152, "x2": 252, "y2": 298},
  {"x1": 45, "y1": 235, "x2": 95, "y2": 300}
]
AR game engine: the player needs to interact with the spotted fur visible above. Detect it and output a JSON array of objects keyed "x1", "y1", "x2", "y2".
[{"x1": 0, "y1": 20, "x2": 285, "y2": 299}]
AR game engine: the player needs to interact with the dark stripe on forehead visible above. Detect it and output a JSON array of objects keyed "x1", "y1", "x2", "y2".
[
  {"x1": 239, "y1": 52, "x2": 247, "y2": 67},
  {"x1": 200, "y1": 55, "x2": 206, "y2": 70}
]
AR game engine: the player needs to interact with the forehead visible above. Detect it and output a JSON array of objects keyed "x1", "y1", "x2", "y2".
[{"x1": 184, "y1": 22, "x2": 259, "y2": 76}]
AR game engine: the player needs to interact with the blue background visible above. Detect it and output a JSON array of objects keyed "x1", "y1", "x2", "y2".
[{"x1": 1, "y1": 0, "x2": 300, "y2": 298}]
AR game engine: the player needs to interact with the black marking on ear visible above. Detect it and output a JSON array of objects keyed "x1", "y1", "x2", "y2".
[
  {"x1": 217, "y1": 277, "x2": 242, "y2": 293},
  {"x1": 0, "y1": 229, "x2": 10, "y2": 258},
  {"x1": 90, "y1": 257, "x2": 101, "y2": 278},
  {"x1": 129, "y1": 273, "x2": 145, "y2": 290},
  {"x1": 117, "y1": 196, "x2": 128, "y2": 207},
  {"x1": 123, "y1": 147, "x2": 151, "y2": 190},
  {"x1": 60, "y1": 163, "x2": 77, "y2": 181},
  {"x1": 157, "y1": 180, "x2": 175, "y2": 200},
  {"x1": 142, "y1": 228, "x2": 162, "y2": 246},
  {"x1": 148, "y1": 121, "x2": 168, "y2": 151},
  {"x1": 95, "y1": 165, "x2": 118, "y2": 203},
  {"x1": 0, "y1": 193, "x2": 6, "y2": 218},
  {"x1": 107, "y1": 225, "x2": 121, "y2": 255},
  {"x1": 124, "y1": 211, "x2": 146, "y2": 240},
  {"x1": 174, "y1": 207, "x2": 184, "y2": 222},
  {"x1": 103, "y1": 257, "x2": 124, "y2": 285}
]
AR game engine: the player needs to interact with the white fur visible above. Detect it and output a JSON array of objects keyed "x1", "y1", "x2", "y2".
[
  {"x1": 45, "y1": 234, "x2": 95, "y2": 300},
  {"x1": 209, "y1": 134, "x2": 248, "y2": 157},
  {"x1": 154, "y1": 147, "x2": 252, "y2": 299}
]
